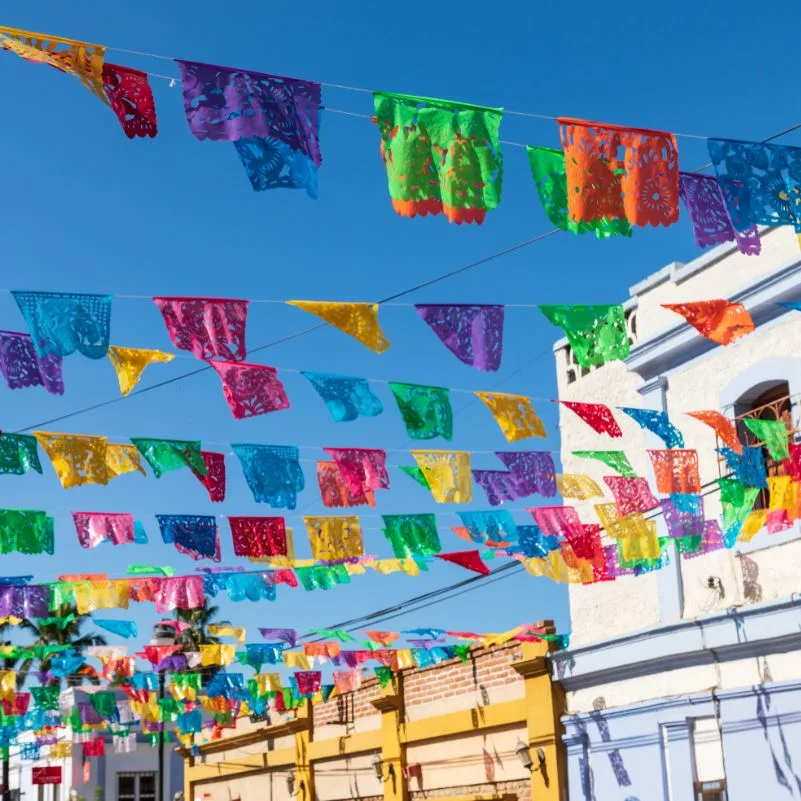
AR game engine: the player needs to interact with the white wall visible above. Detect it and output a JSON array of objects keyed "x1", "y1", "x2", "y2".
[{"x1": 555, "y1": 226, "x2": 801, "y2": 673}]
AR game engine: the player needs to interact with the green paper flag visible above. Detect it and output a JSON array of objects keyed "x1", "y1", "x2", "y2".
[
  {"x1": 127, "y1": 565, "x2": 176, "y2": 577},
  {"x1": 389, "y1": 382, "x2": 453, "y2": 441},
  {"x1": 382, "y1": 514, "x2": 442, "y2": 559},
  {"x1": 572, "y1": 450, "x2": 637, "y2": 478},
  {"x1": 374, "y1": 92, "x2": 504, "y2": 225},
  {"x1": 31, "y1": 686, "x2": 60, "y2": 711},
  {"x1": 539, "y1": 305, "x2": 630, "y2": 368},
  {"x1": 130, "y1": 438, "x2": 207, "y2": 478},
  {"x1": 0, "y1": 509, "x2": 54, "y2": 555},
  {"x1": 308, "y1": 629, "x2": 356, "y2": 643},
  {"x1": 296, "y1": 565, "x2": 351, "y2": 592},
  {"x1": 718, "y1": 478, "x2": 759, "y2": 539},
  {"x1": 526, "y1": 146, "x2": 632, "y2": 239},
  {"x1": 454, "y1": 644, "x2": 472, "y2": 663},
  {"x1": 36, "y1": 614, "x2": 76, "y2": 630},
  {"x1": 400, "y1": 465, "x2": 431, "y2": 489},
  {"x1": 0, "y1": 434, "x2": 42, "y2": 476},
  {"x1": 90, "y1": 692, "x2": 118, "y2": 719},
  {"x1": 743, "y1": 419, "x2": 790, "y2": 460},
  {"x1": 375, "y1": 667, "x2": 393, "y2": 688}
]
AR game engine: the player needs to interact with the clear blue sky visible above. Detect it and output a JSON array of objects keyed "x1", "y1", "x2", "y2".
[{"x1": 1, "y1": 0, "x2": 799, "y2": 655}]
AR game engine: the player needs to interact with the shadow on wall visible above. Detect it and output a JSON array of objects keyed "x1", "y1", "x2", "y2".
[
  {"x1": 574, "y1": 698, "x2": 635, "y2": 801},
  {"x1": 755, "y1": 687, "x2": 801, "y2": 796}
]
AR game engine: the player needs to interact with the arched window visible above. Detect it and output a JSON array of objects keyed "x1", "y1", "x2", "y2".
[{"x1": 734, "y1": 380, "x2": 794, "y2": 508}]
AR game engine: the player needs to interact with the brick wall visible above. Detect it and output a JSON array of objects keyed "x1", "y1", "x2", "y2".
[
  {"x1": 410, "y1": 778, "x2": 530, "y2": 800},
  {"x1": 314, "y1": 676, "x2": 383, "y2": 727},
  {"x1": 402, "y1": 643, "x2": 524, "y2": 710}
]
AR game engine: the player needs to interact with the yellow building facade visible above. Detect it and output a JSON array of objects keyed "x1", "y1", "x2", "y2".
[{"x1": 183, "y1": 632, "x2": 566, "y2": 801}]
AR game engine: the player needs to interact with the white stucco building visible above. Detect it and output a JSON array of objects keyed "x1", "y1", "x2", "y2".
[{"x1": 551, "y1": 226, "x2": 801, "y2": 801}]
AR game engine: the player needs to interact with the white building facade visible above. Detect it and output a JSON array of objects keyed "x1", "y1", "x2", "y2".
[{"x1": 551, "y1": 226, "x2": 801, "y2": 801}]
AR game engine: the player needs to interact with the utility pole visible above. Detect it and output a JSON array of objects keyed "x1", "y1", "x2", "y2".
[
  {"x1": 2, "y1": 749, "x2": 9, "y2": 801},
  {"x1": 158, "y1": 671, "x2": 165, "y2": 801}
]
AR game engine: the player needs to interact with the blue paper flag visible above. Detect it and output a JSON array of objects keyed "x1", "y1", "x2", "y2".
[
  {"x1": 719, "y1": 446, "x2": 768, "y2": 488},
  {"x1": 457, "y1": 510, "x2": 519, "y2": 543},
  {"x1": 156, "y1": 515, "x2": 220, "y2": 561},
  {"x1": 620, "y1": 407, "x2": 684, "y2": 449},
  {"x1": 516, "y1": 525, "x2": 560, "y2": 559},
  {"x1": 301, "y1": 372, "x2": 383, "y2": 423},
  {"x1": 50, "y1": 653, "x2": 84, "y2": 677},
  {"x1": 176, "y1": 709, "x2": 203, "y2": 734},
  {"x1": 708, "y1": 139, "x2": 801, "y2": 232},
  {"x1": 234, "y1": 136, "x2": 319, "y2": 198},
  {"x1": 232, "y1": 444, "x2": 305, "y2": 509},
  {"x1": 12, "y1": 291, "x2": 112, "y2": 359},
  {"x1": 131, "y1": 673, "x2": 158, "y2": 692},
  {"x1": 93, "y1": 619, "x2": 137, "y2": 639},
  {"x1": 224, "y1": 573, "x2": 277, "y2": 603}
]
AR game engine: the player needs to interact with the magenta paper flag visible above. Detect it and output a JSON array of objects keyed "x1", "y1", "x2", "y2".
[
  {"x1": 208, "y1": 360, "x2": 290, "y2": 419},
  {"x1": 294, "y1": 670, "x2": 322, "y2": 696},
  {"x1": 72, "y1": 512, "x2": 136, "y2": 548},
  {"x1": 153, "y1": 576, "x2": 205, "y2": 614},
  {"x1": 561, "y1": 401, "x2": 622, "y2": 437},
  {"x1": 529, "y1": 506, "x2": 584, "y2": 538},
  {"x1": 153, "y1": 297, "x2": 249, "y2": 362},
  {"x1": 190, "y1": 452, "x2": 226, "y2": 503},
  {"x1": 414, "y1": 305, "x2": 504, "y2": 372},
  {"x1": 604, "y1": 476, "x2": 660, "y2": 515},
  {"x1": 323, "y1": 448, "x2": 390, "y2": 497}
]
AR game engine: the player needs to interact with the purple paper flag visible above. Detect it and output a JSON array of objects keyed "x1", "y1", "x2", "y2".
[
  {"x1": 496, "y1": 451, "x2": 557, "y2": 497},
  {"x1": 472, "y1": 469, "x2": 523, "y2": 506},
  {"x1": 678, "y1": 172, "x2": 761, "y2": 256},
  {"x1": 0, "y1": 584, "x2": 49, "y2": 619},
  {"x1": 415, "y1": 305, "x2": 504, "y2": 372},
  {"x1": 176, "y1": 61, "x2": 322, "y2": 165},
  {"x1": 0, "y1": 331, "x2": 64, "y2": 394},
  {"x1": 258, "y1": 627, "x2": 298, "y2": 647}
]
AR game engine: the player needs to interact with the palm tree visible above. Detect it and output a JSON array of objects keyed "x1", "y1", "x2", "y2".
[
  {"x1": 19, "y1": 603, "x2": 106, "y2": 687},
  {"x1": 174, "y1": 600, "x2": 224, "y2": 683}
]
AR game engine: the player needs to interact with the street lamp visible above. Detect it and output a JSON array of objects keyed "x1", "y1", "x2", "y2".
[{"x1": 151, "y1": 624, "x2": 177, "y2": 801}]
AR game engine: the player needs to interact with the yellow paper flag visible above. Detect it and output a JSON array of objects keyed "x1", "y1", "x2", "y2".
[
  {"x1": 475, "y1": 392, "x2": 546, "y2": 441},
  {"x1": 34, "y1": 432, "x2": 110, "y2": 489},
  {"x1": 50, "y1": 742, "x2": 72, "y2": 759},
  {"x1": 0, "y1": 671, "x2": 17, "y2": 701},
  {"x1": 304, "y1": 516, "x2": 364, "y2": 562},
  {"x1": 0, "y1": 26, "x2": 108, "y2": 103},
  {"x1": 287, "y1": 301, "x2": 390, "y2": 353},
  {"x1": 207, "y1": 624, "x2": 246, "y2": 645},
  {"x1": 72, "y1": 580, "x2": 129, "y2": 615},
  {"x1": 199, "y1": 644, "x2": 236, "y2": 667},
  {"x1": 556, "y1": 473, "x2": 603, "y2": 500},
  {"x1": 411, "y1": 450, "x2": 472, "y2": 503},
  {"x1": 739, "y1": 510, "x2": 767, "y2": 543},
  {"x1": 108, "y1": 346, "x2": 174, "y2": 396},
  {"x1": 618, "y1": 517, "x2": 660, "y2": 562},
  {"x1": 283, "y1": 651, "x2": 312, "y2": 670},
  {"x1": 106, "y1": 442, "x2": 147, "y2": 479},
  {"x1": 252, "y1": 673, "x2": 282, "y2": 695}
]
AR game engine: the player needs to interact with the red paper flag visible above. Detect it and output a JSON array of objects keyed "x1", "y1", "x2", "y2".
[
  {"x1": 317, "y1": 461, "x2": 375, "y2": 508},
  {"x1": 663, "y1": 300, "x2": 754, "y2": 345},
  {"x1": 32, "y1": 768, "x2": 62, "y2": 786},
  {"x1": 228, "y1": 516, "x2": 288, "y2": 559},
  {"x1": 102, "y1": 63, "x2": 158, "y2": 139},
  {"x1": 364, "y1": 631, "x2": 399, "y2": 646},
  {"x1": 83, "y1": 738, "x2": 105, "y2": 758},
  {"x1": 560, "y1": 401, "x2": 622, "y2": 437},
  {"x1": 435, "y1": 550, "x2": 490, "y2": 575},
  {"x1": 323, "y1": 448, "x2": 390, "y2": 496},
  {"x1": 191, "y1": 451, "x2": 226, "y2": 502}
]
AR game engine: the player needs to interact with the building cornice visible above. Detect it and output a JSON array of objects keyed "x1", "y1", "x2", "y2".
[
  {"x1": 625, "y1": 254, "x2": 801, "y2": 380},
  {"x1": 551, "y1": 595, "x2": 801, "y2": 691}
]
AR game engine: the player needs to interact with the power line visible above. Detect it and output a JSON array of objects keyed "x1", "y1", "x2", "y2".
[{"x1": 11, "y1": 229, "x2": 560, "y2": 434}]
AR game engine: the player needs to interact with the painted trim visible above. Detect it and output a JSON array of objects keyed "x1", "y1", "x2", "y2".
[
  {"x1": 718, "y1": 355, "x2": 801, "y2": 410},
  {"x1": 625, "y1": 253, "x2": 801, "y2": 380},
  {"x1": 551, "y1": 595, "x2": 801, "y2": 690}
]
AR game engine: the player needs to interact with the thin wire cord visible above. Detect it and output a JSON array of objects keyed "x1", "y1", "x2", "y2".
[
  {"x1": 10, "y1": 231, "x2": 560, "y2": 434},
  {"x1": 106, "y1": 43, "x2": 712, "y2": 140}
]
